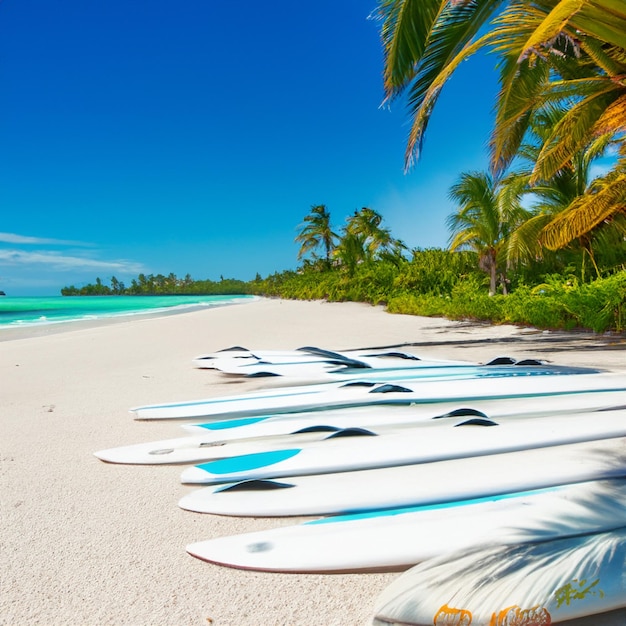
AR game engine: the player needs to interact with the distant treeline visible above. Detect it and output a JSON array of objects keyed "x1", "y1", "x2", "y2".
[{"x1": 61, "y1": 273, "x2": 256, "y2": 296}]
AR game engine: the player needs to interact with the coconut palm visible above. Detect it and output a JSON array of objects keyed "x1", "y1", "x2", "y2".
[
  {"x1": 295, "y1": 204, "x2": 339, "y2": 268},
  {"x1": 447, "y1": 170, "x2": 529, "y2": 294},
  {"x1": 334, "y1": 207, "x2": 407, "y2": 273},
  {"x1": 345, "y1": 207, "x2": 406, "y2": 259},
  {"x1": 333, "y1": 231, "x2": 369, "y2": 276},
  {"x1": 345, "y1": 207, "x2": 396, "y2": 257},
  {"x1": 507, "y1": 103, "x2": 619, "y2": 270},
  {"x1": 375, "y1": 0, "x2": 626, "y2": 248},
  {"x1": 376, "y1": 0, "x2": 626, "y2": 166}
]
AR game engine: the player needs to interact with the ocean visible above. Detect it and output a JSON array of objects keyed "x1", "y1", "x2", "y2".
[{"x1": 0, "y1": 294, "x2": 255, "y2": 328}]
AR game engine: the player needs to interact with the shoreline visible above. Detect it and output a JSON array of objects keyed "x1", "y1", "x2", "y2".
[
  {"x1": 2, "y1": 298, "x2": 625, "y2": 626},
  {"x1": 0, "y1": 298, "x2": 256, "y2": 343}
]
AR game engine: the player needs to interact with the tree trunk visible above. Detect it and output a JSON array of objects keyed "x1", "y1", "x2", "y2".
[{"x1": 489, "y1": 256, "x2": 497, "y2": 296}]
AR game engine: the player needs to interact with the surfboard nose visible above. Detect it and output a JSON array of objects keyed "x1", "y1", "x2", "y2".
[{"x1": 181, "y1": 465, "x2": 214, "y2": 484}]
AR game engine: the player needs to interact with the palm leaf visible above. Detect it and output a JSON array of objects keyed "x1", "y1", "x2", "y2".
[
  {"x1": 531, "y1": 0, "x2": 626, "y2": 47},
  {"x1": 491, "y1": 52, "x2": 552, "y2": 172},
  {"x1": 380, "y1": 0, "x2": 505, "y2": 167},
  {"x1": 532, "y1": 88, "x2": 619, "y2": 182},
  {"x1": 572, "y1": 0, "x2": 626, "y2": 47},
  {"x1": 520, "y1": 0, "x2": 586, "y2": 60},
  {"x1": 507, "y1": 212, "x2": 554, "y2": 264},
  {"x1": 377, "y1": 0, "x2": 446, "y2": 93},
  {"x1": 579, "y1": 38, "x2": 626, "y2": 76},
  {"x1": 405, "y1": 30, "x2": 500, "y2": 167},
  {"x1": 593, "y1": 94, "x2": 626, "y2": 135},
  {"x1": 541, "y1": 172, "x2": 626, "y2": 248}
]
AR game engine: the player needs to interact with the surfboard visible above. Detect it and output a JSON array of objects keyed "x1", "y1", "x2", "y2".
[
  {"x1": 206, "y1": 353, "x2": 599, "y2": 385},
  {"x1": 191, "y1": 345, "x2": 341, "y2": 368},
  {"x1": 208, "y1": 352, "x2": 485, "y2": 378},
  {"x1": 191, "y1": 346, "x2": 471, "y2": 370},
  {"x1": 130, "y1": 371, "x2": 625, "y2": 420},
  {"x1": 185, "y1": 478, "x2": 626, "y2": 573},
  {"x1": 180, "y1": 388, "x2": 626, "y2": 437},
  {"x1": 372, "y1": 525, "x2": 626, "y2": 625},
  {"x1": 178, "y1": 436, "x2": 626, "y2": 516},
  {"x1": 98, "y1": 390, "x2": 626, "y2": 464},
  {"x1": 94, "y1": 424, "x2": 375, "y2": 465},
  {"x1": 179, "y1": 407, "x2": 626, "y2": 485}
]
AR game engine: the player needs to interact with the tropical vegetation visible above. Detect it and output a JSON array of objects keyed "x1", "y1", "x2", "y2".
[{"x1": 61, "y1": 1, "x2": 626, "y2": 333}]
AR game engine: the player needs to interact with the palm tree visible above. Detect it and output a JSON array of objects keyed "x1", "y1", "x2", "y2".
[
  {"x1": 295, "y1": 204, "x2": 339, "y2": 268},
  {"x1": 507, "y1": 103, "x2": 619, "y2": 272},
  {"x1": 345, "y1": 207, "x2": 404, "y2": 258},
  {"x1": 376, "y1": 0, "x2": 626, "y2": 165},
  {"x1": 333, "y1": 231, "x2": 369, "y2": 276},
  {"x1": 375, "y1": 0, "x2": 626, "y2": 247},
  {"x1": 333, "y1": 207, "x2": 407, "y2": 273},
  {"x1": 447, "y1": 171, "x2": 528, "y2": 294}
]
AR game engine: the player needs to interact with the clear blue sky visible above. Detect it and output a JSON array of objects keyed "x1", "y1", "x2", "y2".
[{"x1": 0, "y1": 0, "x2": 499, "y2": 295}]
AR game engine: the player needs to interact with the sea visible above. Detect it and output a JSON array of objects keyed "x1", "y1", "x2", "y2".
[{"x1": 0, "y1": 294, "x2": 255, "y2": 329}]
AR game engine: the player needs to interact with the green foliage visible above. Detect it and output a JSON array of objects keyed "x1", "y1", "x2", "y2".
[
  {"x1": 386, "y1": 270, "x2": 626, "y2": 333},
  {"x1": 393, "y1": 248, "x2": 477, "y2": 295},
  {"x1": 62, "y1": 273, "x2": 253, "y2": 296}
]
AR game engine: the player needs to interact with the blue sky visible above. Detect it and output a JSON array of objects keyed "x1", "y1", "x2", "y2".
[{"x1": 0, "y1": 0, "x2": 499, "y2": 295}]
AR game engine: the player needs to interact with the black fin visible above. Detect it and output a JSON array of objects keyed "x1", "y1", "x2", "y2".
[
  {"x1": 433, "y1": 408, "x2": 489, "y2": 420},
  {"x1": 215, "y1": 479, "x2": 295, "y2": 492},
  {"x1": 454, "y1": 418, "x2": 499, "y2": 427}
]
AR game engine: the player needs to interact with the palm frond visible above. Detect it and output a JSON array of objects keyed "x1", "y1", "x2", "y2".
[
  {"x1": 491, "y1": 53, "x2": 551, "y2": 172},
  {"x1": 376, "y1": 0, "x2": 446, "y2": 94},
  {"x1": 519, "y1": 0, "x2": 586, "y2": 61},
  {"x1": 541, "y1": 171, "x2": 626, "y2": 248},
  {"x1": 507, "y1": 212, "x2": 553, "y2": 264},
  {"x1": 532, "y1": 89, "x2": 619, "y2": 182},
  {"x1": 405, "y1": 30, "x2": 498, "y2": 167},
  {"x1": 572, "y1": 0, "x2": 626, "y2": 47},
  {"x1": 379, "y1": 0, "x2": 504, "y2": 168},
  {"x1": 579, "y1": 37, "x2": 626, "y2": 76},
  {"x1": 593, "y1": 94, "x2": 626, "y2": 135}
]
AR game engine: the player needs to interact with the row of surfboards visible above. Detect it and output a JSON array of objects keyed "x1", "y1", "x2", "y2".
[{"x1": 96, "y1": 345, "x2": 626, "y2": 625}]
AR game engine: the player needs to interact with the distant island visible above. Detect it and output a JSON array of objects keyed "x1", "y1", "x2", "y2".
[{"x1": 61, "y1": 273, "x2": 256, "y2": 296}]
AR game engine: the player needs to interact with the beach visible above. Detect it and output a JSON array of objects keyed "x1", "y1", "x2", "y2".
[{"x1": 2, "y1": 297, "x2": 625, "y2": 626}]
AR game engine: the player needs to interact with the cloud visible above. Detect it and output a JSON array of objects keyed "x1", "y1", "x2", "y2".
[
  {"x1": 0, "y1": 232, "x2": 92, "y2": 246},
  {"x1": 0, "y1": 249, "x2": 144, "y2": 273}
]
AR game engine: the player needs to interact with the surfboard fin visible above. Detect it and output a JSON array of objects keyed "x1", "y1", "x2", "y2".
[
  {"x1": 214, "y1": 479, "x2": 295, "y2": 492},
  {"x1": 432, "y1": 408, "x2": 489, "y2": 420}
]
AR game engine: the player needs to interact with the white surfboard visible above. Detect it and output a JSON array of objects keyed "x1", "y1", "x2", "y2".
[
  {"x1": 208, "y1": 352, "x2": 486, "y2": 377},
  {"x1": 372, "y1": 525, "x2": 626, "y2": 625},
  {"x1": 186, "y1": 478, "x2": 626, "y2": 573},
  {"x1": 191, "y1": 346, "x2": 471, "y2": 370},
  {"x1": 131, "y1": 371, "x2": 625, "y2": 420},
  {"x1": 180, "y1": 407, "x2": 626, "y2": 485},
  {"x1": 180, "y1": 388, "x2": 626, "y2": 437},
  {"x1": 94, "y1": 423, "x2": 376, "y2": 465},
  {"x1": 191, "y1": 346, "x2": 336, "y2": 368},
  {"x1": 178, "y1": 436, "x2": 626, "y2": 516},
  {"x1": 98, "y1": 390, "x2": 626, "y2": 464}
]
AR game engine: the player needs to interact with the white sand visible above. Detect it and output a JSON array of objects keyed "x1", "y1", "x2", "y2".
[{"x1": 1, "y1": 298, "x2": 625, "y2": 626}]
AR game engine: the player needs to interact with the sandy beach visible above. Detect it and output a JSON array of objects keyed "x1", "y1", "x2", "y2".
[{"x1": 2, "y1": 297, "x2": 625, "y2": 626}]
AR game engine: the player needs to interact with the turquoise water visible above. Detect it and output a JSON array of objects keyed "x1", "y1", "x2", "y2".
[{"x1": 0, "y1": 294, "x2": 254, "y2": 328}]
